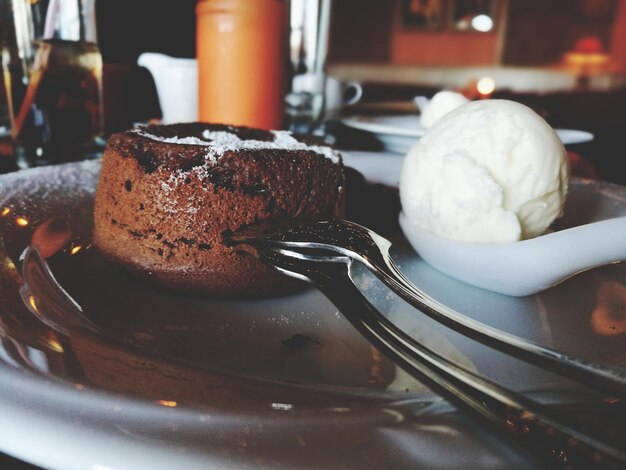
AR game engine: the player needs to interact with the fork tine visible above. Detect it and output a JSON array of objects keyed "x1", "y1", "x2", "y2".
[
  {"x1": 238, "y1": 219, "x2": 626, "y2": 399},
  {"x1": 257, "y1": 246, "x2": 626, "y2": 469}
]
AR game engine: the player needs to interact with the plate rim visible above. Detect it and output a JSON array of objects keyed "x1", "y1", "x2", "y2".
[
  {"x1": 341, "y1": 114, "x2": 595, "y2": 146},
  {"x1": 0, "y1": 161, "x2": 451, "y2": 469},
  {"x1": 341, "y1": 115, "x2": 426, "y2": 137},
  {"x1": 0, "y1": 160, "x2": 618, "y2": 469}
]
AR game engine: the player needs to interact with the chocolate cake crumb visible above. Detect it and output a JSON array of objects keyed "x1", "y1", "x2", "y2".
[{"x1": 93, "y1": 122, "x2": 345, "y2": 297}]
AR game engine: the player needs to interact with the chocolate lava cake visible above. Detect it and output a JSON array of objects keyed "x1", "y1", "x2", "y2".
[{"x1": 92, "y1": 123, "x2": 345, "y2": 297}]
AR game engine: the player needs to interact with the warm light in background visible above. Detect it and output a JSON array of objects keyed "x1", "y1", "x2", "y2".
[
  {"x1": 15, "y1": 216, "x2": 29, "y2": 227},
  {"x1": 70, "y1": 245, "x2": 83, "y2": 255},
  {"x1": 471, "y1": 14, "x2": 493, "y2": 32},
  {"x1": 45, "y1": 332, "x2": 64, "y2": 353},
  {"x1": 477, "y1": 77, "x2": 496, "y2": 96},
  {"x1": 4, "y1": 258, "x2": 16, "y2": 272},
  {"x1": 562, "y1": 35, "x2": 611, "y2": 78},
  {"x1": 1, "y1": 208, "x2": 10, "y2": 217},
  {"x1": 155, "y1": 400, "x2": 178, "y2": 407},
  {"x1": 573, "y1": 36, "x2": 605, "y2": 54},
  {"x1": 28, "y1": 294, "x2": 39, "y2": 314}
]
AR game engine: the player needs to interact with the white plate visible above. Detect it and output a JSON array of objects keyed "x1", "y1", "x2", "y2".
[
  {"x1": 342, "y1": 115, "x2": 595, "y2": 154},
  {"x1": 341, "y1": 150, "x2": 405, "y2": 187},
  {"x1": 0, "y1": 161, "x2": 624, "y2": 468},
  {"x1": 341, "y1": 115, "x2": 426, "y2": 154},
  {"x1": 341, "y1": 115, "x2": 427, "y2": 138}
]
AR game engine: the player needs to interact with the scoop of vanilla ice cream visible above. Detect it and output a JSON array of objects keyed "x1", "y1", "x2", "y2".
[
  {"x1": 400, "y1": 99, "x2": 569, "y2": 244},
  {"x1": 420, "y1": 91, "x2": 470, "y2": 128}
]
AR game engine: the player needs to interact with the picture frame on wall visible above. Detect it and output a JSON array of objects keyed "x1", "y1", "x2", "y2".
[
  {"x1": 450, "y1": 0, "x2": 496, "y2": 32},
  {"x1": 401, "y1": 0, "x2": 444, "y2": 29}
]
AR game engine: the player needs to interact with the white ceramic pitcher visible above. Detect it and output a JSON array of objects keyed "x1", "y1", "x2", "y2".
[
  {"x1": 138, "y1": 52, "x2": 362, "y2": 125},
  {"x1": 137, "y1": 52, "x2": 198, "y2": 124}
]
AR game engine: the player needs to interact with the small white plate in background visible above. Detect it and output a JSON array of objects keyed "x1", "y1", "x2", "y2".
[{"x1": 342, "y1": 115, "x2": 595, "y2": 154}]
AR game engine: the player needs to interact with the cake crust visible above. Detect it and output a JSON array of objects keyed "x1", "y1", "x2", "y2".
[{"x1": 93, "y1": 123, "x2": 344, "y2": 297}]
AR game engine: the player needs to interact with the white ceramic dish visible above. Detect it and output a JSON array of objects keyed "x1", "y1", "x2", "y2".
[
  {"x1": 343, "y1": 150, "x2": 625, "y2": 296},
  {"x1": 341, "y1": 115, "x2": 426, "y2": 154},
  {"x1": 342, "y1": 115, "x2": 595, "y2": 154},
  {"x1": 0, "y1": 161, "x2": 624, "y2": 468},
  {"x1": 341, "y1": 150, "x2": 404, "y2": 186},
  {"x1": 400, "y1": 179, "x2": 626, "y2": 296}
]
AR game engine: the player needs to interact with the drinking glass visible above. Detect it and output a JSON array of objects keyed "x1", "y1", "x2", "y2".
[
  {"x1": 285, "y1": 0, "x2": 332, "y2": 135},
  {"x1": 0, "y1": 0, "x2": 104, "y2": 168}
]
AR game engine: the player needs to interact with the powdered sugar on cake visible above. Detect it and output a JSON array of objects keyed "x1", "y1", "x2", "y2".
[
  {"x1": 201, "y1": 130, "x2": 340, "y2": 164},
  {"x1": 132, "y1": 128, "x2": 340, "y2": 164}
]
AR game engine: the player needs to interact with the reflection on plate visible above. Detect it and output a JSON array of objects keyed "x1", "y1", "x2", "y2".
[
  {"x1": 555, "y1": 128, "x2": 595, "y2": 146},
  {"x1": 0, "y1": 161, "x2": 623, "y2": 469},
  {"x1": 342, "y1": 115, "x2": 595, "y2": 154}
]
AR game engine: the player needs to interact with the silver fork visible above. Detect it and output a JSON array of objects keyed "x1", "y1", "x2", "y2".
[
  {"x1": 233, "y1": 219, "x2": 626, "y2": 468},
  {"x1": 234, "y1": 218, "x2": 626, "y2": 399},
  {"x1": 252, "y1": 247, "x2": 626, "y2": 468}
]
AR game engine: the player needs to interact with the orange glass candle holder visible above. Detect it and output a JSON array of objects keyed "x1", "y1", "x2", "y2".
[{"x1": 196, "y1": 0, "x2": 287, "y2": 130}]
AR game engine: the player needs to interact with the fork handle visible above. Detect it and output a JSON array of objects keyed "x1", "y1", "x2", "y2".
[{"x1": 242, "y1": 218, "x2": 626, "y2": 398}]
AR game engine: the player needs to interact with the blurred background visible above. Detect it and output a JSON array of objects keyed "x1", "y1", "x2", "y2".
[
  {"x1": 96, "y1": 0, "x2": 625, "y2": 71},
  {"x1": 94, "y1": 0, "x2": 626, "y2": 185}
]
